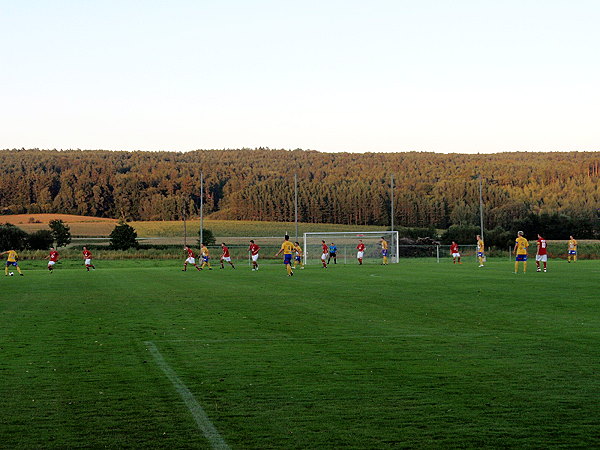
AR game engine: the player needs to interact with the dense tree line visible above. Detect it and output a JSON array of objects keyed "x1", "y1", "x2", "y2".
[{"x1": 1, "y1": 149, "x2": 599, "y2": 232}]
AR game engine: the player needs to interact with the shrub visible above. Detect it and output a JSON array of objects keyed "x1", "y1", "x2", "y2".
[
  {"x1": 0, "y1": 223, "x2": 28, "y2": 250},
  {"x1": 49, "y1": 219, "x2": 72, "y2": 247},
  {"x1": 440, "y1": 225, "x2": 480, "y2": 245},
  {"x1": 485, "y1": 227, "x2": 513, "y2": 248},
  {"x1": 109, "y1": 223, "x2": 139, "y2": 250},
  {"x1": 197, "y1": 228, "x2": 216, "y2": 246},
  {"x1": 27, "y1": 230, "x2": 54, "y2": 250}
]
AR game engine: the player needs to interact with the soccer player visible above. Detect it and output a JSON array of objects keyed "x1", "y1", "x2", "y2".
[
  {"x1": 182, "y1": 246, "x2": 201, "y2": 271},
  {"x1": 514, "y1": 231, "x2": 529, "y2": 273},
  {"x1": 275, "y1": 234, "x2": 295, "y2": 276},
  {"x1": 293, "y1": 242, "x2": 304, "y2": 269},
  {"x1": 200, "y1": 243, "x2": 212, "y2": 270},
  {"x1": 567, "y1": 235, "x2": 578, "y2": 262},
  {"x1": 320, "y1": 240, "x2": 328, "y2": 268},
  {"x1": 450, "y1": 241, "x2": 461, "y2": 264},
  {"x1": 220, "y1": 243, "x2": 235, "y2": 269},
  {"x1": 83, "y1": 246, "x2": 95, "y2": 271},
  {"x1": 328, "y1": 243, "x2": 337, "y2": 264},
  {"x1": 536, "y1": 234, "x2": 548, "y2": 272},
  {"x1": 248, "y1": 239, "x2": 260, "y2": 271},
  {"x1": 1, "y1": 249, "x2": 23, "y2": 276},
  {"x1": 380, "y1": 237, "x2": 389, "y2": 265},
  {"x1": 356, "y1": 240, "x2": 365, "y2": 265},
  {"x1": 48, "y1": 247, "x2": 59, "y2": 273},
  {"x1": 476, "y1": 235, "x2": 485, "y2": 267}
]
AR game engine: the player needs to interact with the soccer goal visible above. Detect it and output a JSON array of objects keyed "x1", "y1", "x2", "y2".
[{"x1": 303, "y1": 231, "x2": 399, "y2": 265}]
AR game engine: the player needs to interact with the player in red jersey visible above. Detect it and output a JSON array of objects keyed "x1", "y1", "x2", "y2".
[
  {"x1": 450, "y1": 241, "x2": 462, "y2": 264},
  {"x1": 82, "y1": 247, "x2": 95, "y2": 271},
  {"x1": 248, "y1": 240, "x2": 260, "y2": 271},
  {"x1": 182, "y1": 246, "x2": 202, "y2": 271},
  {"x1": 320, "y1": 240, "x2": 329, "y2": 268},
  {"x1": 535, "y1": 234, "x2": 548, "y2": 273},
  {"x1": 356, "y1": 240, "x2": 365, "y2": 265},
  {"x1": 220, "y1": 243, "x2": 236, "y2": 269},
  {"x1": 47, "y1": 247, "x2": 59, "y2": 273}
]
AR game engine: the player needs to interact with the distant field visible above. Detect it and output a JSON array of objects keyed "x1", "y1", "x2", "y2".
[
  {"x1": 0, "y1": 213, "x2": 116, "y2": 224},
  {"x1": 131, "y1": 219, "x2": 386, "y2": 238},
  {"x1": 1, "y1": 214, "x2": 386, "y2": 238},
  {"x1": 0, "y1": 214, "x2": 117, "y2": 236},
  {"x1": 2, "y1": 259, "x2": 598, "y2": 448}
]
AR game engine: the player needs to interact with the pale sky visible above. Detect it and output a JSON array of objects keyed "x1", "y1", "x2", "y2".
[{"x1": 1, "y1": 0, "x2": 599, "y2": 153}]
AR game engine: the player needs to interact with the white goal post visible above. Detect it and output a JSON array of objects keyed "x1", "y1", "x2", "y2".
[{"x1": 303, "y1": 231, "x2": 399, "y2": 265}]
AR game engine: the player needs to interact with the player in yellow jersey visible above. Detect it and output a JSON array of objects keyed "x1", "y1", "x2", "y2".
[
  {"x1": 380, "y1": 237, "x2": 389, "y2": 265},
  {"x1": 275, "y1": 234, "x2": 295, "y2": 276},
  {"x1": 200, "y1": 243, "x2": 212, "y2": 270},
  {"x1": 2, "y1": 250, "x2": 24, "y2": 276},
  {"x1": 476, "y1": 235, "x2": 485, "y2": 267},
  {"x1": 514, "y1": 231, "x2": 529, "y2": 273},
  {"x1": 293, "y1": 242, "x2": 304, "y2": 269},
  {"x1": 567, "y1": 235, "x2": 577, "y2": 262}
]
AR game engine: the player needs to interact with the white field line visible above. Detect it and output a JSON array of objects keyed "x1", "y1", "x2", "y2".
[
  {"x1": 145, "y1": 341, "x2": 230, "y2": 450},
  {"x1": 153, "y1": 334, "x2": 468, "y2": 343},
  {"x1": 155, "y1": 331, "x2": 600, "y2": 344}
]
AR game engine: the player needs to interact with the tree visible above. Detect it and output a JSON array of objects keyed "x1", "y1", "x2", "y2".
[
  {"x1": 485, "y1": 226, "x2": 513, "y2": 248},
  {"x1": 109, "y1": 222, "x2": 139, "y2": 250},
  {"x1": 49, "y1": 219, "x2": 72, "y2": 247},
  {"x1": 0, "y1": 223, "x2": 28, "y2": 250},
  {"x1": 27, "y1": 230, "x2": 54, "y2": 250},
  {"x1": 197, "y1": 228, "x2": 216, "y2": 246},
  {"x1": 440, "y1": 225, "x2": 480, "y2": 245}
]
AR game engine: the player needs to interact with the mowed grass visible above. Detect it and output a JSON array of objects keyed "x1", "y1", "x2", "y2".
[{"x1": 1, "y1": 259, "x2": 598, "y2": 448}]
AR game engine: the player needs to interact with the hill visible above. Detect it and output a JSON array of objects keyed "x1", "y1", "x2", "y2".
[{"x1": 1, "y1": 149, "x2": 599, "y2": 229}]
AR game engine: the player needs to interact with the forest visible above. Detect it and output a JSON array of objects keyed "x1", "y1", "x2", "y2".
[{"x1": 1, "y1": 149, "x2": 599, "y2": 234}]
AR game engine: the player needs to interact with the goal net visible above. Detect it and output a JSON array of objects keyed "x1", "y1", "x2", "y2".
[{"x1": 303, "y1": 231, "x2": 399, "y2": 265}]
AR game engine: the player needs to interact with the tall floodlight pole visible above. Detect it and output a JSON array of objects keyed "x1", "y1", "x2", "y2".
[
  {"x1": 182, "y1": 203, "x2": 187, "y2": 246},
  {"x1": 200, "y1": 171, "x2": 204, "y2": 245},
  {"x1": 294, "y1": 173, "x2": 298, "y2": 240},
  {"x1": 479, "y1": 175, "x2": 484, "y2": 242},
  {"x1": 390, "y1": 174, "x2": 395, "y2": 232},
  {"x1": 391, "y1": 174, "x2": 395, "y2": 263}
]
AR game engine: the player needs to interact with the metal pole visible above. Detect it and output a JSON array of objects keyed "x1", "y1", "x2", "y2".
[
  {"x1": 294, "y1": 173, "x2": 298, "y2": 241},
  {"x1": 182, "y1": 204, "x2": 187, "y2": 246},
  {"x1": 436, "y1": 244, "x2": 439, "y2": 263},
  {"x1": 200, "y1": 171, "x2": 204, "y2": 245},
  {"x1": 390, "y1": 174, "x2": 394, "y2": 232},
  {"x1": 479, "y1": 175, "x2": 484, "y2": 243}
]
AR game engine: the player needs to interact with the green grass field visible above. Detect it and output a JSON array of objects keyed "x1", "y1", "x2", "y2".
[{"x1": 2, "y1": 258, "x2": 598, "y2": 448}]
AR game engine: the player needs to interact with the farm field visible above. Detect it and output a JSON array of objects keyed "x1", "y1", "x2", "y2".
[
  {"x1": 131, "y1": 219, "x2": 385, "y2": 238},
  {"x1": 1, "y1": 258, "x2": 598, "y2": 448},
  {"x1": 0, "y1": 214, "x2": 118, "y2": 237},
  {"x1": 0, "y1": 214, "x2": 385, "y2": 239}
]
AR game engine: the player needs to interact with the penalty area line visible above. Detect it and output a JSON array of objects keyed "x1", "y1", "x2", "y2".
[
  {"x1": 156, "y1": 334, "x2": 434, "y2": 343},
  {"x1": 144, "y1": 341, "x2": 230, "y2": 450}
]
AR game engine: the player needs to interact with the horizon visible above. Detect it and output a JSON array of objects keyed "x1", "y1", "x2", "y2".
[
  {"x1": 2, "y1": 147, "x2": 600, "y2": 156},
  {"x1": 2, "y1": 1, "x2": 599, "y2": 153}
]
